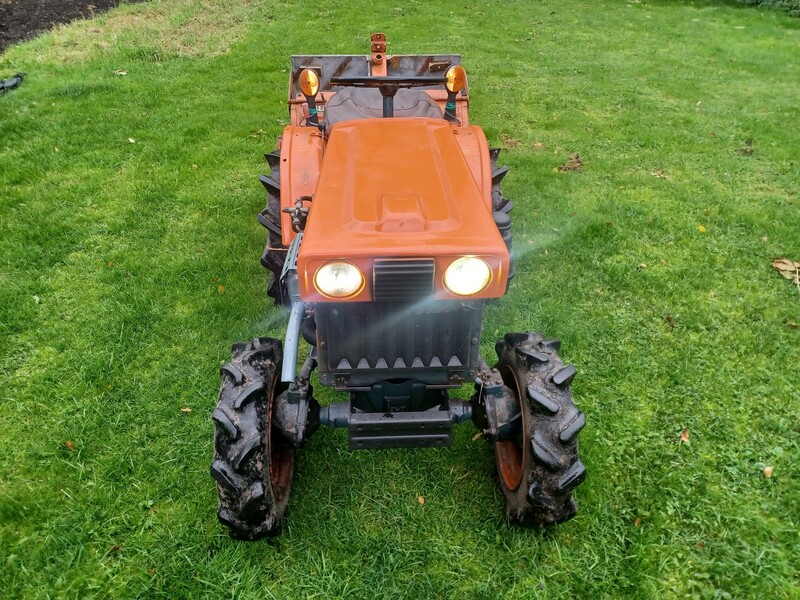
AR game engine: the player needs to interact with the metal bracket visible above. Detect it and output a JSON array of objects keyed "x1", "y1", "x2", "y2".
[
  {"x1": 370, "y1": 32, "x2": 387, "y2": 76},
  {"x1": 273, "y1": 349, "x2": 320, "y2": 447},
  {"x1": 471, "y1": 365, "x2": 520, "y2": 442},
  {"x1": 282, "y1": 196, "x2": 311, "y2": 233}
]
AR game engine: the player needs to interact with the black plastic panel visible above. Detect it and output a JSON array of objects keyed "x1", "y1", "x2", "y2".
[{"x1": 373, "y1": 259, "x2": 434, "y2": 302}]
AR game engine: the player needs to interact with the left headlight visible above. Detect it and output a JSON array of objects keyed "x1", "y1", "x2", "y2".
[
  {"x1": 443, "y1": 256, "x2": 491, "y2": 296},
  {"x1": 314, "y1": 261, "x2": 364, "y2": 298}
]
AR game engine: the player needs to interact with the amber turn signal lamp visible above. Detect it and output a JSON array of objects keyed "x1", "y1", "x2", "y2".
[
  {"x1": 445, "y1": 65, "x2": 466, "y2": 93},
  {"x1": 298, "y1": 69, "x2": 320, "y2": 97}
]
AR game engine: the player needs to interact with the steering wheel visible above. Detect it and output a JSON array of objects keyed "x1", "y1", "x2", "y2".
[
  {"x1": 327, "y1": 76, "x2": 448, "y2": 118},
  {"x1": 328, "y1": 76, "x2": 446, "y2": 89}
]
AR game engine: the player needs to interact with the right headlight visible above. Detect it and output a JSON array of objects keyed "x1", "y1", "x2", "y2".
[
  {"x1": 314, "y1": 261, "x2": 364, "y2": 298},
  {"x1": 443, "y1": 256, "x2": 491, "y2": 296}
]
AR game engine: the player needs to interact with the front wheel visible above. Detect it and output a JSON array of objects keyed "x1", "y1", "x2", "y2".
[
  {"x1": 492, "y1": 332, "x2": 586, "y2": 527},
  {"x1": 210, "y1": 337, "x2": 295, "y2": 539}
]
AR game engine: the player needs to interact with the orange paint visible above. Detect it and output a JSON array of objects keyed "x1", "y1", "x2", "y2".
[{"x1": 296, "y1": 118, "x2": 510, "y2": 301}]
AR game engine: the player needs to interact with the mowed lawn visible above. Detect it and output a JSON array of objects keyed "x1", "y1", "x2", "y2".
[{"x1": 1, "y1": 0, "x2": 798, "y2": 598}]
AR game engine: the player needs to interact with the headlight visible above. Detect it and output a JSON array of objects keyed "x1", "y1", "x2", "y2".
[
  {"x1": 443, "y1": 256, "x2": 491, "y2": 296},
  {"x1": 314, "y1": 261, "x2": 364, "y2": 298}
]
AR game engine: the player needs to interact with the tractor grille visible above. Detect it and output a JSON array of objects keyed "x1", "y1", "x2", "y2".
[
  {"x1": 373, "y1": 259, "x2": 435, "y2": 302},
  {"x1": 316, "y1": 301, "x2": 483, "y2": 375}
]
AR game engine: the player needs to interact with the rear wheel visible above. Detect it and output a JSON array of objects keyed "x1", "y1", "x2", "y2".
[
  {"x1": 258, "y1": 147, "x2": 288, "y2": 305},
  {"x1": 493, "y1": 332, "x2": 586, "y2": 527},
  {"x1": 210, "y1": 337, "x2": 295, "y2": 539}
]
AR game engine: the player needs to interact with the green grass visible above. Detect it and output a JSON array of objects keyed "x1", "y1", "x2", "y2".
[{"x1": 1, "y1": 0, "x2": 798, "y2": 598}]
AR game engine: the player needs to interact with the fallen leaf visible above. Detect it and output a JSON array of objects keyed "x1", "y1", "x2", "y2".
[
  {"x1": 109, "y1": 545, "x2": 121, "y2": 553},
  {"x1": 771, "y1": 258, "x2": 800, "y2": 287},
  {"x1": 697, "y1": 225, "x2": 707, "y2": 233},
  {"x1": 417, "y1": 496, "x2": 425, "y2": 505},
  {"x1": 64, "y1": 440, "x2": 75, "y2": 450},
  {"x1": 788, "y1": 321, "x2": 798, "y2": 330},
  {"x1": 500, "y1": 134, "x2": 520, "y2": 149},
  {"x1": 113, "y1": 70, "x2": 128, "y2": 76},
  {"x1": 634, "y1": 517, "x2": 641, "y2": 527},
  {"x1": 760, "y1": 236, "x2": 768, "y2": 242},
  {"x1": 736, "y1": 138, "x2": 754, "y2": 156},
  {"x1": 180, "y1": 407, "x2": 192, "y2": 413},
  {"x1": 696, "y1": 542, "x2": 705, "y2": 548},
  {"x1": 679, "y1": 429, "x2": 690, "y2": 445},
  {"x1": 532, "y1": 141, "x2": 545, "y2": 150},
  {"x1": 471, "y1": 431, "x2": 483, "y2": 442},
  {"x1": 128, "y1": 138, "x2": 136, "y2": 144},
  {"x1": 148, "y1": 567, "x2": 157, "y2": 575},
  {"x1": 637, "y1": 263, "x2": 647, "y2": 271},
  {"x1": 217, "y1": 285, "x2": 225, "y2": 294},
  {"x1": 763, "y1": 466, "x2": 773, "y2": 478},
  {"x1": 192, "y1": 164, "x2": 198, "y2": 170},
  {"x1": 558, "y1": 152, "x2": 583, "y2": 172}
]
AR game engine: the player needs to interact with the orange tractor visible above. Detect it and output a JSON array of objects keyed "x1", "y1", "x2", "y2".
[{"x1": 211, "y1": 34, "x2": 586, "y2": 539}]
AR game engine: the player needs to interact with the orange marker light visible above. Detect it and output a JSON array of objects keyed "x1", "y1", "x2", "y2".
[
  {"x1": 445, "y1": 66, "x2": 466, "y2": 93},
  {"x1": 298, "y1": 69, "x2": 320, "y2": 97}
]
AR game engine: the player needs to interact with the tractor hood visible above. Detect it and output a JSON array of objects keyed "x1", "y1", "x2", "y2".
[{"x1": 297, "y1": 118, "x2": 510, "y2": 302}]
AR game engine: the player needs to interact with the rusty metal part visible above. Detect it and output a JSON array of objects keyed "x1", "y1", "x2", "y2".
[
  {"x1": 273, "y1": 350, "x2": 320, "y2": 447},
  {"x1": 370, "y1": 32, "x2": 387, "y2": 76},
  {"x1": 471, "y1": 361, "x2": 524, "y2": 490}
]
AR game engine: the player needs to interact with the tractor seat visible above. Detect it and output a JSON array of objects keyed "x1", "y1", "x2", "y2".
[{"x1": 324, "y1": 87, "x2": 442, "y2": 131}]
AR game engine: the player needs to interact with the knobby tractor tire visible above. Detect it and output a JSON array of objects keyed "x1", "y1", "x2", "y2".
[
  {"x1": 210, "y1": 337, "x2": 295, "y2": 540},
  {"x1": 493, "y1": 332, "x2": 586, "y2": 527},
  {"x1": 258, "y1": 148, "x2": 288, "y2": 305}
]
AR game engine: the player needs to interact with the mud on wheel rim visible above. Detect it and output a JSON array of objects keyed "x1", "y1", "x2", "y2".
[{"x1": 495, "y1": 363, "x2": 526, "y2": 492}]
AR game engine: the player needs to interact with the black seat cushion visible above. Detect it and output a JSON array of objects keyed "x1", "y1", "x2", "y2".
[{"x1": 324, "y1": 87, "x2": 442, "y2": 130}]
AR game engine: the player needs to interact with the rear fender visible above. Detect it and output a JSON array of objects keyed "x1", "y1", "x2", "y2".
[{"x1": 279, "y1": 126, "x2": 323, "y2": 246}]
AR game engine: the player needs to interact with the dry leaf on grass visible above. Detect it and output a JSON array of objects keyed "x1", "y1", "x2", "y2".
[
  {"x1": 417, "y1": 496, "x2": 425, "y2": 505},
  {"x1": 113, "y1": 70, "x2": 127, "y2": 76},
  {"x1": 180, "y1": 407, "x2": 192, "y2": 413},
  {"x1": 557, "y1": 153, "x2": 583, "y2": 172},
  {"x1": 763, "y1": 466, "x2": 774, "y2": 478},
  {"x1": 64, "y1": 440, "x2": 75, "y2": 450},
  {"x1": 500, "y1": 134, "x2": 520, "y2": 149},
  {"x1": 771, "y1": 259, "x2": 800, "y2": 288},
  {"x1": 697, "y1": 225, "x2": 707, "y2": 233},
  {"x1": 679, "y1": 429, "x2": 690, "y2": 445},
  {"x1": 736, "y1": 138, "x2": 754, "y2": 156}
]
